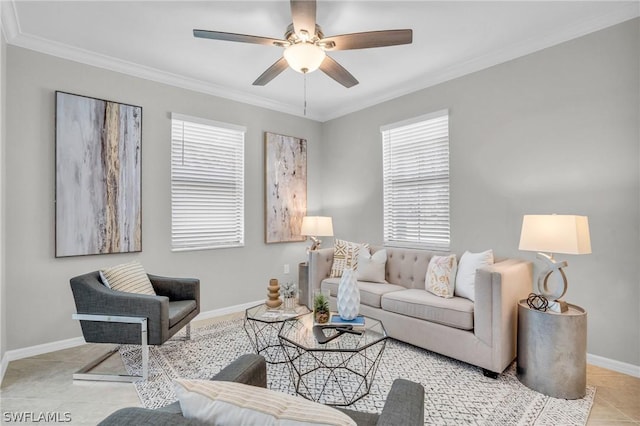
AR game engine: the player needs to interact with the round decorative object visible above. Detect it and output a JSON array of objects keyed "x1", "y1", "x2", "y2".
[
  {"x1": 266, "y1": 278, "x2": 282, "y2": 309},
  {"x1": 337, "y1": 268, "x2": 360, "y2": 320}
]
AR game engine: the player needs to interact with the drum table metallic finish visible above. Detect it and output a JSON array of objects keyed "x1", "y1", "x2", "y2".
[{"x1": 517, "y1": 300, "x2": 587, "y2": 399}]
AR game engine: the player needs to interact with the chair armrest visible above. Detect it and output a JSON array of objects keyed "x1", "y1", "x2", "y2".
[
  {"x1": 98, "y1": 407, "x2": 205, "y2": 426},
  {"x1": 309, "y1": 248, "x2": 334, "y2": 294},
  {"x1": 377, "y1": 379, "x2": 424, "y2": 426},
  {"x1": 211, "y1": 354, "x2": 267, "y2": 388},
  {"x1": 148, "y1": 274, "x2": 200, "y2": 302}
]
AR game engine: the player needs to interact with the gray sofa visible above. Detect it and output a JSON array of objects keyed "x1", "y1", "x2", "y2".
[
  {"x1": 99, "y1": 354, "x2": 425, "y2": 425},
  {"x1": 309, "y1": 246, "x2": 532, "y2": 375}
]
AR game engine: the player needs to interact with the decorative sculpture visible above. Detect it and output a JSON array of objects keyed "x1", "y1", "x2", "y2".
[{"x1": 266, "y1": 278, "x2": 282, "y2": 309}]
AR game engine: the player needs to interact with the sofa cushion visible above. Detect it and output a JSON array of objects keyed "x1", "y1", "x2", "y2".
[
  {"x1": 455, "y1": 249, "x2": 494, "y2": 301},
  {"x1": 322, "y1": 278, "x2": 405, "y2": 308},
  {"x1": 425, "y1": 254, "x2": 457, "y2": 298},
  {"x1": 356, "y1": 247, "x2": 387, "y2": 283},
  {"x1": 381, "y1": 289, "x2": 474, "y2": 330},
  {"x1": 169, "y1": 300, "x2": 197, "y2": 328},
  {"x1": 174, "y1": 379, "x2": 356, "y2": 426},
  {"x1": 330, "y1": 239, "x2": 369, "y2": 278}
]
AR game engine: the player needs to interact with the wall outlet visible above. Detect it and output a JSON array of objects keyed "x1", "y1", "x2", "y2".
[{"x1": 284, "y1": 264, "x2": 290, "y2": 274}]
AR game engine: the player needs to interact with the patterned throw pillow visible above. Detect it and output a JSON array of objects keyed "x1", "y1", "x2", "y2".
[
  {"x1": 100, "y1": 260, "x2": 156, "y2": 296},
  {"x1": 425, "y1": 254, "x2": 458, "y2": 298},
  {"x1": 174, "y1": 379, "x2": 356, "y2": 426},
  {"x1": 330, "y1": 239, "x2": 370, "y2": 278}
]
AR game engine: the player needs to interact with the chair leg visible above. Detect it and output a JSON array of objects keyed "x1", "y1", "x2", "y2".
[
  {"x1": 186, "y1": 322, "x2": 191, "y2": 340},
  {"x1": 72, "y1": 313, "x2": 149, "y2": 382}
]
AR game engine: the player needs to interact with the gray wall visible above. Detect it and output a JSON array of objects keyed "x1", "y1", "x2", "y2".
[
  {"x1": 321, "y1": 20, "x2": 639, "y2": 366},
  {"x1": 5, "y1": 46, "x2": 322, "y2": 350}
]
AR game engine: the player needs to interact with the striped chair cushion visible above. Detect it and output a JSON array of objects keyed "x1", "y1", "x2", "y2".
[
  {"x1": 174, "y1": 379, "x2": 356, "y2": 426},
  {"x1": 100, "y1": 261, "x2": 156, "y2": 296}
]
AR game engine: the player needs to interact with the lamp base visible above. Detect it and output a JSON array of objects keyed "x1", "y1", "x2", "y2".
[{"x1": 548, "y1": 300, "x2": 568, "y2": 313}]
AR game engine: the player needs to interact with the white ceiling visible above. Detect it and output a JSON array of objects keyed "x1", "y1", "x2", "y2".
[{"x1": 2, "y1": 1, "x2": 638, "y2": 121}]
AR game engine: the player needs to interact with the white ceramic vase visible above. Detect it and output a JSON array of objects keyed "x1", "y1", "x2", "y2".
[{"x1": 337, "y1": 268, "x2": 360, "y2": 320}]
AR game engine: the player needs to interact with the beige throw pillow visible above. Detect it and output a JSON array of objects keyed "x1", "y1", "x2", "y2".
[
  {"x1": 356, "y1": 248, "x2": 387, "y2": 283},
  {"x1": 174, "y1": 379, "x2": 356, "y2": 426},
  {"x1": 454, "y1": 249, "x2": 494, "y2": 301},
  {"x1": 329, "y1": 239, "x2": 369, "y2": 278},
  {"x1": 425, "y1": 254, "x2": 457, "y2": 298},
  {"x1": 100, "y1": 261, "x2": 155, "y2": 296}
]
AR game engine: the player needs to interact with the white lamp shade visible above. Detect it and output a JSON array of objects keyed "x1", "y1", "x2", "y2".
[
  {"x1": 301, "y1": 216, "x2": 334, "y2": 237},
  {"x1": 283, "y1": 43, "x2": 326, "y2": 73},
  {"x1": 519, "y1": 215, "x2": 592, "y2": 255}
]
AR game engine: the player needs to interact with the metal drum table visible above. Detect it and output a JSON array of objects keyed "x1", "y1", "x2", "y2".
[{"x1": 517, "y1": 300, "x2": 587, "y2": 399}]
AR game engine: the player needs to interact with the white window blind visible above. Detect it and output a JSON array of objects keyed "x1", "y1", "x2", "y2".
[
  {"x1": 171, "y1": 113, "x2": 245, "y2": 251},
  {"x1": 381, "y1": 110, "x2": 450, "y2": 251}
]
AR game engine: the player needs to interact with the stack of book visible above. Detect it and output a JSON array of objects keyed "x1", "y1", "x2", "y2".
[{"x1": 329, "y1": 314, "x2": 365, "y2": 330}]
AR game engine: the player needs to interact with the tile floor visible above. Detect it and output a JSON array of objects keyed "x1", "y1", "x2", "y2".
[{"x1": 1, "y1": 313, "x2": 638, "y2": 425}]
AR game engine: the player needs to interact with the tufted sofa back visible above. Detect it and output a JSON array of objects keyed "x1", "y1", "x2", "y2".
[{"x1": 371, "y1": 246, "x2": 441, "y2": 290}]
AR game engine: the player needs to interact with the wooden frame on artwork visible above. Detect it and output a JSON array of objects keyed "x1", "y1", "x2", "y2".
[
  {"x1": 55, "y1": 91, "x2": 142, "y2": 257},
  {"x1": 264, "y1": 131, "x2": 307, "y2": 244}
]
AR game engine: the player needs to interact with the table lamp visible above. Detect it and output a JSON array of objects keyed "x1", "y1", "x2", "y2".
[
  {"x1": 301, "y1": 216, "x2": 334, "y2": 252},
  {"x1": 518, "y1": 214, "x2": 591, "y2": 313}
]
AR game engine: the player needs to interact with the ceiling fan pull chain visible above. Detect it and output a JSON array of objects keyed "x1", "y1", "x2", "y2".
[{"x1": 303, "y1": 72, "x2": 307, "y2": 116}]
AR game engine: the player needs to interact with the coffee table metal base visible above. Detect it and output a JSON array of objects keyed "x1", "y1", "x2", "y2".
[{"x1": 280, "y1": 338, "x2": 386, "y2": 406}]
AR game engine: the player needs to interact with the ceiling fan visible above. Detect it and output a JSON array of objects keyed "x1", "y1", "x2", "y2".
[{"x1": 193, "y1": 0, "x2": 412, "y2": 88}]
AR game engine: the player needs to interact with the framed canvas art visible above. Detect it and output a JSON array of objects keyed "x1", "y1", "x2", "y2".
[
  {"x1": 265, "y1": 132, "x2": 307, "y2": 243},
  {"x1": 55, "y1": 91, "x2": 142, "y2": 257}
]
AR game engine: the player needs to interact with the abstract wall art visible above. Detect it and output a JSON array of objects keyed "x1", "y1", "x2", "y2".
[
  {"x1": 55, "y1": 91, "x2": 142, "y2": 257},
  {"x1": 265, "y1": 131, "x2": 307, "y2": 244}
]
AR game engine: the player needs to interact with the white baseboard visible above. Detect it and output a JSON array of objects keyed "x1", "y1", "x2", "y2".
[
  {"x1": 1, "y1": 352, "x2": 9, "y2": 383},
  {"x1": 194, "y1": 300, "x2": 262, "y2": 322},
  {"x1": 587, "y1": 353, "x2": 640, "y2": 378}
]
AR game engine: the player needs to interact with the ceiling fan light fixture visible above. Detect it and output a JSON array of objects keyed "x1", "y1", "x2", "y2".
[{"x1": 283, "y1": 42, "x2": 326, "y2": 73}]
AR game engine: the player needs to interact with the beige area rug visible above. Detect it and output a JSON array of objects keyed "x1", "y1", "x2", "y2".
[{"x1": 120, "y1": 318, "x2": 595, "y2": 425}]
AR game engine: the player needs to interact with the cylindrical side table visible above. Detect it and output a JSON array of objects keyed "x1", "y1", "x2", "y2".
[{"x1": 517, "y1": 300, "x2": 587, "y2": 399}]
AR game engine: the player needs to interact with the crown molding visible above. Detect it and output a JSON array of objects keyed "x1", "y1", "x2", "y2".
[
  {"x1": 2, "y1": 1, "x2": 638, "y2": 123},
  {"x1": 319, "y1": 3, "x2": 640, "y2": 122}
]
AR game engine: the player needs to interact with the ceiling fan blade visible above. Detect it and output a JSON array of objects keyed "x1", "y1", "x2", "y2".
[
  {"x1": 319, "y1": 56, "x2": 358, "y2": 88},
  {"x1": 290, "y1": 0, "x2": 316, "y2": 38},
  {"x1": 194, "y1": 29, "x2": 287, "y2": 47},
  {"x1": 321, "y1": 29, "x2": 413, "y2": 51},
  {"x1": 253, "y1": 57, "x2": 289, "y2": 86}
]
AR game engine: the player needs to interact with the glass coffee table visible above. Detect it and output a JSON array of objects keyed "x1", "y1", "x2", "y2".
[
  {"x1": 278, "y1": 313, "x2": 387, "y2": 406},
  {"x1": 244, "y1": 303, "x2": 310, "y2": 364}
]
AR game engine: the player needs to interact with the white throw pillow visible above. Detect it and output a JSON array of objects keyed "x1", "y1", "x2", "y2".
[
  {"x1": 425, "y1": 254, "x2": 457, "y2": 298},
  {"x1": 454, "y1": 250, "x2": 494, "y2": 301},
  {"x1": 100, "y1": 261, "x2": 155, "y2": 295},
  {"x1": 175, "y1": 379, "x2": 356, "y2": 426},
  {"x1": 329, "y1": 239, "x2": 370, "y2": 278},
  {"x1": 356, "y1": 248, "x2": 387, "y2": 283}
]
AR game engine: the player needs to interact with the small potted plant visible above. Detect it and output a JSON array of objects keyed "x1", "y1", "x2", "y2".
[
  {"x1": 280, "y1": 281, "x2": 297, "y2": 312},
  {"x1": 314, "y1": 291, "x2": 330, "y2": 324}
]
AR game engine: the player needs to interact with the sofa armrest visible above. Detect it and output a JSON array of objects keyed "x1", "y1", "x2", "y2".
[
  {"x1": 211, "y1": 354, "x2": 267, "y2": 388},
  {"x1": 377, "y1": 379, "x2": 424, "y2": 426},
  {"x1": 474, "y1": 259, "x2": 533, "y2": 373},
  {"x1": 309, "y1": 248, "x2": 334, "y2": 294},
  {"x1": 148, "y1": 274, "x2": 200, "y2": 302}
]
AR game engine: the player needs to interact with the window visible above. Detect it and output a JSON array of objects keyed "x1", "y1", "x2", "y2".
[
  {"x1": 171, "y1": 113, "x2": 245, "y2": 251},
  {"x1": 381, "y1": 110, "x2": 450, "y2": 251}
]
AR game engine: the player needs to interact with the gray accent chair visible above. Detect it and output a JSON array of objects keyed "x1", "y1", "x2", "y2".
[
  {"x1": 98, "y1": 354, "x2": 425, "y2": 426},
  {"x1": 70, "y1": 271, "x2": 200, "y2": 382}
]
